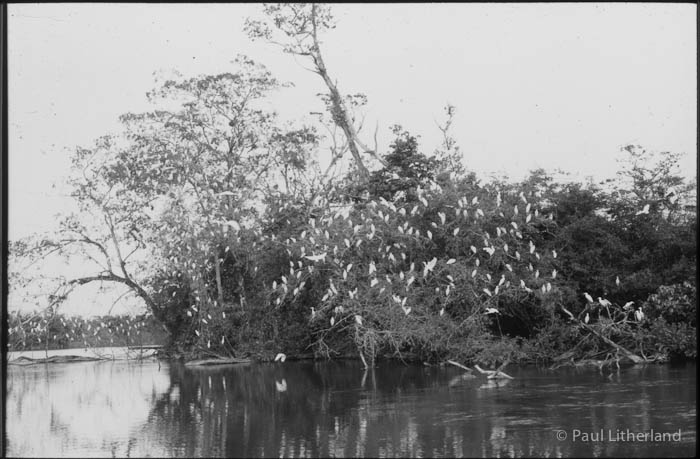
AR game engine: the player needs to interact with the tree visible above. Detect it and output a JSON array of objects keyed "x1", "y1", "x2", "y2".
[
  {"x1": 245, "y1": 3, "x2": 386, "y2": 182},
  {"x1": 364, "y1": 127, "x2": 438, "y2": 202},
  {"x1": 9, "y1": 57, "x2": 318, "y2": 348}
]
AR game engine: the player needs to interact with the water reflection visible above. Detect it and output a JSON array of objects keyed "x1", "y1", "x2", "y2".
[
  {"x1": 6, "y1": 361, "x2": 696, "y2": 457},
  {"x1": 7, "y1": 361, "x2": 171, "y2": 457}
]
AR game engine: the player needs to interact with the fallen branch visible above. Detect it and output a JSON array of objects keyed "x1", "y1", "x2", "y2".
[
  {"x1": 474, "y1": 364, "x2": 515, "y2": 380},
  {"x1": 561, "y1": 305, "x2": 645, "y2": 364},
  {"x1": 447, "y1": 359, "x2": 474, "y2": 373}
]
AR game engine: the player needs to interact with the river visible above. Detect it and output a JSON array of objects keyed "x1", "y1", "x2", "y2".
[{"x1": 5, "y1": 359, "x2": 696, "y2": 457}]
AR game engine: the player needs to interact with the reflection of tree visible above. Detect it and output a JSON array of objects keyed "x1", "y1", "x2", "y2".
[
  {"x1": 143, "y1": 362, "x2": 503, "y2": 457},
  {"x1": 9, "y1": 362, "x2": 695, "y2": 457}
]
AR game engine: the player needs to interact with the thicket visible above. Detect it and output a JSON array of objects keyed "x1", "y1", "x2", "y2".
[{"x1": 146, "y1": 135, "x2": 698, "y2": 365}]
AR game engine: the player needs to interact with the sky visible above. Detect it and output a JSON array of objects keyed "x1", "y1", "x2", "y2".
[{"x1": 7, "y1": 3, "x2": 697, "y2": 315}]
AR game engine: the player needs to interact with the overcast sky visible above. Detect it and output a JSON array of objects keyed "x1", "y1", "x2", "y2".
[{"x1": 7, "y1": 3, "x2": 697, "y2": 314}]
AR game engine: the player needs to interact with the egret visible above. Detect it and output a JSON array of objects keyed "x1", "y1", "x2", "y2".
[
  {"x1": 623, "y1": 301, "x2": 635, "y2": 310},
  {"x1": 484, "y1": 307, "x2": 500, "y2": 315},
  {"x1": 635, "y1": 204, "x2": 650, "y2": 215},
  {"x1": 634, "y1": 307, "x2": 645, "y2": 322},
  {"x1": 584, "y1": 292, "x2": 594, "y2": 303},
  {"x1": 598, "y1": 297, "x2": 612, "y2": 308},
  {"x1": 304, "y1": 252, "x2": 327, "y2": 262},
  {"x1": 355, "y1": 315, "x2": 363, "y2": 326},
  {"x1": 615, "y1": 276, "x2": 621, "y2": 287},
  {"x1": 584, "y1": 313, "x2": 590, "y2": 324}
]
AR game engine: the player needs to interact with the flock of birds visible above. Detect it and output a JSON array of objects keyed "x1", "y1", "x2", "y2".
[
  {"x1": 225, "y1": 182, "x2": 650, "y2": 341},
  {"x1": 258, "y1": 186, "x2": 560, "y2": 327},
  {"x1": 12, "y1": 182, "x2": 652, "y2": 353},
  {"x1": 8, "y1": 314, "x2": 150, "y2": 350}
]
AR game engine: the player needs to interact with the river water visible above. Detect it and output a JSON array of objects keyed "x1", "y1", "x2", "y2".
[{"x1": 5, "y1": 360, "x2": 696, "y2": 457}]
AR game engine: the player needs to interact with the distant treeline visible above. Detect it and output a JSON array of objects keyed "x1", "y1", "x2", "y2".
[{"x1": 7, "y1": 312, "x2": 168, "y2": 351}]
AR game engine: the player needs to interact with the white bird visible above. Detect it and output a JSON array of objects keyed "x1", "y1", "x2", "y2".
[
  {"x1": 584, "y1": 292, "x2": 594, "y2": 303},
  {"x1": 423, "y1": 257, "x2": 438, "y2": 277},
  {"x1": 275, "y1": 379, "x2": 288, "y2": 392},
  {"x1": 615, "y1": 276, "x2": 621, "y2": 287},
  {"x1": 304, "y1": 252, "x2": 327, "y2": 262},
  {"x1": 274, "y1": 353, "x2": 286, "y2": 362},
  {"x1": 484, "y1": 307, "x2": 500, "y2": 315},
  {"x1": 584, "y1": 313, "x2": 590, "y2": 324},
  {"x1": 598, "y1": 297, "x2": 612, "y2": 308},
  {"x1": 355, "y1": 315, "x2": 363, "y2": 326},
  {"x1": 623, "y1": 301, "x2": 635, "y2": 310},
  {"x1": 635, "y1": 204, "x2": 650, "y2": 215},
  {"x1": 634, "y1": 307, "x2": 645, "y2": 322}
]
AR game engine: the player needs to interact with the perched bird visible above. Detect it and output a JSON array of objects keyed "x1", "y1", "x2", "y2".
[
  {"x1": 484, "y1": 307, "x2": 500, "y2": 315},
  {"x1": 274, "y1": 353, "x2": 286, "y2": 362},
  {"x1": 634, "y1": 307, "x2": 645, "y2": 322},
  {"x1": 635, "y1": 204, "x2": 650, "y2": 215},
  {"x1": 623, "y1": 301, "x2": 635, "y2": 311},
  {"x1": 584, "y1": 292, "x2": 594, "y2": 303},
  {"x1": 598, "y1": 297, "x2": 612, "y2": 308},
  {"x1": 584, "y1": 313, "x2": 590, "y2": 324}
]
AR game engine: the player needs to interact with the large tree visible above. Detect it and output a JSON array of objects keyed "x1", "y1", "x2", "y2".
[{"x1": 9, "y1": 57, "x2": 318, "y2": 338}]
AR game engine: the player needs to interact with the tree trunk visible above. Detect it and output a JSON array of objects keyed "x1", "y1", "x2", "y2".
[{"x1": 214, "y1": 260, "x2": 225, "y2": 307}]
